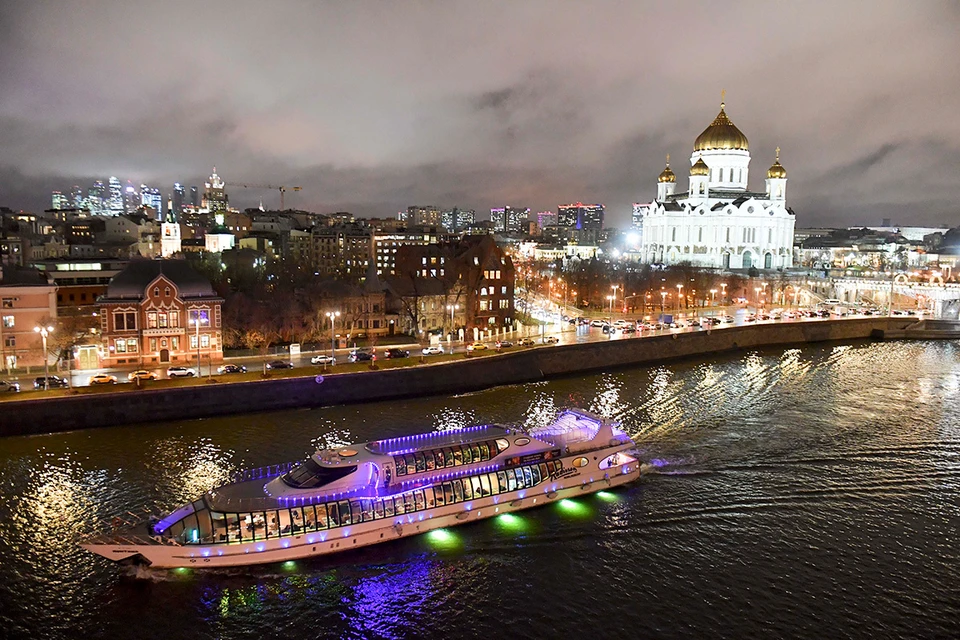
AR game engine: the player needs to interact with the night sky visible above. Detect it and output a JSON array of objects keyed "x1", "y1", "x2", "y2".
[{"x1": 1, "y1": 0, "x2": 958, "y2": 228}]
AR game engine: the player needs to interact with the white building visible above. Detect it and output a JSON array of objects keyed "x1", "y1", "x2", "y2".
[{"x1": 637, "y1": 98, "x2": 795, "y2": 270}]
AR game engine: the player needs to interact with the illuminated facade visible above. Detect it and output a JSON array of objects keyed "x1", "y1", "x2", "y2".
[
  {"x1": 202, "y1": 169, "x2": 229, "y2": 213},
  {"x1": 637, "y1": 98, "x2": 795, "y2": 270}
]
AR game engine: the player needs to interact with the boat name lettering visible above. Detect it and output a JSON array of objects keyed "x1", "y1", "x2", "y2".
[{"x1": 550, "y1": 467, "x2": 578, "y2": 480}]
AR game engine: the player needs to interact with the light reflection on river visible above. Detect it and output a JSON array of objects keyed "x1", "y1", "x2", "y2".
[{"x1": 0, "y1": 340, "x2": 958, "y2": 639}]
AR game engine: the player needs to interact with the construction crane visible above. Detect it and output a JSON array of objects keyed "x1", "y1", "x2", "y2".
[{"x1": 226, "y1": 183, "x2": 302, "y2": 210}]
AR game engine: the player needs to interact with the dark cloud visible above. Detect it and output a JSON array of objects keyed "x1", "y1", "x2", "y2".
[{"x1": 0, "y1": 0, "x2": 957, "y2": 228}]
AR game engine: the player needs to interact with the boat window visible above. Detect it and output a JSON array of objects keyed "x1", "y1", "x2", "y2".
[
  {"x1": 384, "y1": 498, "x2": 396, "y2": 518},
  {"x1": 546, "y1": 461, "x2": 557, "y2": 475},
  {"x1": 281, "y1": 458, "x2": 358, "y2": 489},
  {"x1": 301, "y1": 506, "x2": 316, "y2": 532},
  {"x1": 522, "y1": 466, "x2": 533, "y2": 487},
  {"x1": 470, "y1": 476, "x2": 483, "y2": 497},
  {"x1": 479, "y1": 442, "x2": 490, "y2": 460},
  {"x1": 314, "y1": 504, "x2": 328, "y2": 529},
  {"x1": 360, "y1": 500, "x2": 373, "y2": 522},
  {"x1": 442, "y1": 447, "x2": 455, "y2": 468},
  {"x1": 337, "y1": 500, "x2": 352, "y2": 527},
  {"x1": 433, "y1": 486, "x2": 445, "y2": 506},
  {"x1": 393, "y1": 456, "x2": 407, "y2": 476},
  {"x1": 471, "y1": 444, "x2": 482, "y2": 462},
  {"x1": 374, "y1": 500, "x2": 385, "y2": 520},
  {"x1": 403, "y1": 493, "x2": 416, "y2": 513},
  {"x1": 461, "y1": 445, "x2": 473, "y2": 464},
  {"x1": 514, "y1": 437, "x2": 531, "y2": 446},
  {"x1": 495, "y1": 438, "x2": 509, "y2": 453},
  {"x1": 573, "y1": 457, "x2": 589, "y2": 468},
  {"x1": 425, "y1": 452, "x2": 436, "y2": 471},
  {"x1": 452, "y1": 479, "x2": 464, "y2": 502},
  {"x1": 396, "y1": 496, "x2": 408, "y2": 515},
  {"x1": 414, "y1": 490, "x2": 426, "y2": 510},
  {"x1": 441, "y1": 482, "x2": 454, "y2": 504},
  {"x1": 349, "y1": 500, "x2": 363, "y2": 524},
  {"x1": 404, "y1": 454, "x2": 416, "y2": 475},
  {"x1": 508, "y1": 469, "x2": 519, "y2": 491},
  {"x1": 538, "y1": 463, "x2": 549, "y2": 481},
  {"x1": 479, "y1": 474, "x2": 491, "y2": 496},
  {"x1": 530, "y1": 465, "x2": 541, "y2": 485},
  {"x1": 328, "y1": 502, "x2": 341, "y2": 527},
  {"x1": 414, "y1": 452, "x2": 425, "y2": 472},
  {"x1": 276, "y1": 510, "x2": 292, "y2": 536},
  {"x1": 453, "y1": 447, "x2": 464, "y2": 465},
  {"x1": 226, "y1": 513, "x2": 242, "y2": 542},
  {"x1": 496, "y1": 470, "x2": 509, "y2": 493}
]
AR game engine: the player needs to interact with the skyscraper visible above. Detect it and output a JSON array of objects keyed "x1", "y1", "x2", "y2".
[
  {"x1": 441, "y1": 207, "x2": 476, "y2": 232},
  {"x1": 173, "y1": 183, "x2": 185, "y2": 214},
  {"x1": 107, "y1": 177, "x2": 124, "y2": 215},
  {"x1": 140, "y1": 184, "x2": 163, "y2": 219},
  {"x1": 557, "y1": 203, "x2": 604, "y2": 229},
  {"x1": 51, "y1": 191, "x2": 69, "y2": 210},
  {"x1": 89, "y1": 180, "x2": 106, "y2": 215},
  {"x1": 124, "y1": 182, "x2": 140, "y2": 214},
  {"x1": 490, "y1": 206, "x2": 530, "y2": 233},
  {"x1": 71, "y1": 185, "x2": 84, "y2": 209},
  {"x1": 190, "y1": 186, "x2": 199, "y2": 207},
  {"x1": 202, "y1": 169, "x2": 228, "y2": 213},
  {"x1": 403, "y1": 205, "x2": 441, "y2": 226}
]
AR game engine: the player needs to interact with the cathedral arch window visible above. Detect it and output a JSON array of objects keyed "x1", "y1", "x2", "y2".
[{"x1": 671, "y1": 228, "x2": 677, "y2": 242}]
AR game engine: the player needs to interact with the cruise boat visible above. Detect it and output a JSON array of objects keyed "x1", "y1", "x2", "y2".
[{"x1": 81, "y1": 409, "x2": 641, "y2": 569}]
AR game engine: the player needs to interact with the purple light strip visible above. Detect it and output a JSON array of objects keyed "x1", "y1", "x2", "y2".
[{"x1": 375, "y1": 424, "x2": 493, "y2": 451}]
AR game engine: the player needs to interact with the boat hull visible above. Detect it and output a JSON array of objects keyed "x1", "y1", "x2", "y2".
[{"x1": 82, "y1": 463, "x2": 639, "y2": 569}]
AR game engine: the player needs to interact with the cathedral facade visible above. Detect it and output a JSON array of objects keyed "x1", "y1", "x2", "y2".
[{"x1": 636, "y1": 99, "x2": 795, "y2": 270}]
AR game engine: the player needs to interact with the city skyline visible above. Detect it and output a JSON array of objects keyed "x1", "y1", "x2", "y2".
[{"x1": 1, "y1": 1, "x2": 958, "y2": 227}]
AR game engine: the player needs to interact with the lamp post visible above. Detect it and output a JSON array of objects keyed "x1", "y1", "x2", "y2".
[
  {"x1": 660, "y1": 290, "x2": 667, "y2": 316},
  {"x1": 325, "y1": 311, "x2": 340, "y2": 361},
  {"x1": 676, "y1": 284, "x2": 683, "y2": 315},
  {"x1": 446, "y1": 304, "x2": 458, "y2": 340},
  {"x1": 610, "y1": 284, "x2": 619, "y2": 319},
  {"x1": 710, "y1": 288, "x2": 717, "y2": 306},
  {"x1": 34, "y1": 325, "x2": 54, "y2": 390},
  {"x1": 190, "y1": 312, "x2": 208, "y2": 377},
  {"x1": 754, "y1": 287, "x2": 762, "y2": 312}
]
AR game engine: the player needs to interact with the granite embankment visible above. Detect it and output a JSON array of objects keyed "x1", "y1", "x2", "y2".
[{"x1": 0, "y1": 317, "x2": 918, "y2": 436}]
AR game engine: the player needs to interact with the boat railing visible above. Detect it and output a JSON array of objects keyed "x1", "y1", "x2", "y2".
[
  {"x1": 231, "y1": 461, "x2": 297, "y2": 484},
  {"x1": 205, "y1": 484, "x2": 380, "y2": 512}
]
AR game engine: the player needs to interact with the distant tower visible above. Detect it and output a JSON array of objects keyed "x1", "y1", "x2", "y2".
[
  {"x1": 764, "y1": 147, "x2": 787, "y2": 202},
  {"x1": 202, "y1": 168, "x2": 228, "y2": 213},
  {"x1": 657, "y1": 154, "x2": 677, "y2": 201},
  {"x1": 107, "y1": 176, "x2": 124, "y2": 215},
  {"x1": 688, "y1": 156, "x2": 709, "y2": 198},
  {"x1": 160, "y1": 219, "x2": 182, "y2": 257}
]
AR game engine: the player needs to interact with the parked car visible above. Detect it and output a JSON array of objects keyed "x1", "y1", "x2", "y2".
[
  {"x1": 348, "y1": 348, "x2": 375, "y2": 362},
  {"x1": 384, "y1": 348, "x2": 410, "y2": 359},
  {"x1": 310, "y1": 354, "x2": 336, "y2": 366},
  {"x1": 701, "y1": 317, "x2": 721, "y2": 327},
  {"x1": 34, "y1": 375, "x2": 70, "y2": 390},
  {"x1": 422, "y1": 345, "x2": 445, "y2": 355},
  {"x1": 166, "y1": 366, "x2": 196, "y2": 378},
  {"x1": 467, "y1": 342, "x2": 488, "y2": 351},
  {"x1": 89, "y1": 373, "x2": 117, "y2": 385},
  {"x1": 127, "y1": 370, "x2": 158, "y2": 381},
  {"x1": 217, "y1": 364, "x2": 247, "y2": 374},
  {"x1": 495, "y1": 340, "x2": 513, "y2": 348},
  {"x1": 518, "y1": 337, "x2": 536, "y2": 346},
  {"x1": 542, "y1": 336, "x2": 560, "y2": 344},
  {"x1": 590, "y1": 319, "x2": 606, "y2": 327},
  {"x1": 0, "y1": 380, "x2": 21, "y2": 392},
  {"x1": 266, "y1": 360, "x2": 294, "y2": 369}
]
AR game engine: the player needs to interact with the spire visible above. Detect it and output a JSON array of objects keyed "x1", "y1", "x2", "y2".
[
  {"x1": 720, "y1": 88, "x2": 726, "y2": 109},
  {"x1": 666, "y1": 153, "x2": 670, "y2": 167},
  {"x1": 775, "y1": 146, "x2": 780, "y2": 161}
]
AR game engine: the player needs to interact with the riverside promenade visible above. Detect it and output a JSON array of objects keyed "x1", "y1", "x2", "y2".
[{"x1": 0, "y1": 317, "x2": 918, "y2": 437}]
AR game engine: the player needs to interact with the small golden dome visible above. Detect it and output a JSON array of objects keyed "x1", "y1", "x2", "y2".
[
  {"x1": 767, "y1": 147, "x2": 787, "y2": 179},
  {"x1": 690, "y1": 157, "x2": 709, "y2": 176},
  {"x1": 658, "y1": 155, "x2": 676, "y2": 183},
  {"x1": 694, "y1": 101, "x2": 749, "y2": 152}
]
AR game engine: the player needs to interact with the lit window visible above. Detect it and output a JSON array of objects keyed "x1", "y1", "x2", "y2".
[
  {"x1": 190, "y1": 335, "x2": 198, "y2": 349},
  {"x1": 200, "y1": 334, "x2": 210, "y2": 348},
  {"x1": 115, "y1": 339, "x2": 127, "y2": 353},
  {"x1": 1, "y1": 315, "x2": 12, "y2": 329},
  {"x1": 147, "y1": 312, "x2": 157, "y2": 329},
  {"x1": 479, "y1": 300, "x2": 489, "y2": 311}
]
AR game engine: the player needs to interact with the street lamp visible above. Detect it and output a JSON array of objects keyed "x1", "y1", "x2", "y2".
[
  {"x1": 34, "y1": 325, "x2": 54, "y2": 390},
  {"x1": 446, "y1": 304, "x2": 459, "y2": 339},
  {"x1": 754, "y1": 287, "x2": 762, "y2": 311},
  {"x1": 660, "y1": 290, "x2": 667, "y2": 315},
  {"x1": 610, "y1": 284, "x2": 620, "y2": 319},
  {"x1": 676, "y1": 284, "x2": 683, "y2": 315},
  {"x1": 190, "y1": 311, "x2": 208, "y2": 377},
  {"x1": 710, "y1": 288, "x2": 717, "y2": 305},
  {"x1": 325, "y1": 311, "x2": 340, "y2": 361}
]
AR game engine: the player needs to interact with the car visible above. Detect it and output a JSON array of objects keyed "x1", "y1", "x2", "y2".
[
  {"x1": 217, "y1": 364, "x2": 248, "y2": 374},
  {"x1": 542, "y1": 336, "x2": 559, "y2": 344},
  {"x1": 384, "y1": 348, "x2": 410, "y2": 359},
  {"x1": 518, "y1": 337, "x2": 536, "y2": 346},
  {"x1": 467, "y1": 342, "x2": 488, "y2": 351},
  {"x1": 422, "y1": 345, "x2": 445, "y2": 355},
  {"x1": 590, "y1": 319, "x2": 606, "y2": 327},
  {"x1": 348, "y1": 348, "x2": 375, "y2": 362},
  {"x1": 701, "y1": 317, "x2": 721, "y2": 327},
  {"x1": 166, "y1": 366, "x2": 196, "y2": 378},
  {"x1": 621, "y1": 326, "x2": 636, "y2": 333},
  {"x1": 127, "y1": 370, "x2": 158, "y2": 381},
  {"x1": 89, "y1": 373, "x2": 117, "y2": 385},
  {"x1": 34, "y1": 375, "x2": 69, "y2": 389},
  {"x1": 495, "y1": 340, "x2": 513, "y2": 348},
  {"x1": 266, "y1": 360, "x2": 294, "y2": 369},
  {"x1": 0, "y1": 380, "x2": 21, "y2": 392},
  {"x1": 310, "y1": 354, "x2": 336, "y2": 366}
]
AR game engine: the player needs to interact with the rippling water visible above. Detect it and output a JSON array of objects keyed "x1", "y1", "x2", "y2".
[{"x1": 1, "y1": 340, "x2": 958, "y2": 639}]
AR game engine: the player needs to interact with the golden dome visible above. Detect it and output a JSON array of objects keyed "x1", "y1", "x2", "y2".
[
  {"x1": 767, "y1": 147, "x2": 787, "y2": 179},
  {"x1": 658, "y1": 154, "x2": 676, "y2": 183},
  {"x1": 690, "y1": 156, "x2": 709, "y2": 176},
  {"x1": 693, "y1": 101, "x2": 749, "y2": 152}
]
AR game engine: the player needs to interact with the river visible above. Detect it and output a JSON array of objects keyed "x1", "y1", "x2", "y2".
[{"x1": 0, "y1": 340, "x2": 957, "y2": 639}]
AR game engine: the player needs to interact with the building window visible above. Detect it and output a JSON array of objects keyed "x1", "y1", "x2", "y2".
[
  {"x1": 126, "y1": 339, "x2": 138, "y2": 352},
  {"x1": 190, "y1": 335, "x2": 198, "y2": 349},
  {"x1": 158, "y1": 312, "x2": 168, "y2": 328},
  {"x1": 1, "y1": 298, "x2": 12, "y2": 309},
  {"x1": 480, "y1": 287, "x2": 487, "y2": 296},
  {"x1": 165, "y1": 287, "x2": 171, "y2": 296},
  {"x1": 4, "y1": 336, "x2": 14, "y2": 348},
  {"x1": 150, "y1": 338, "x2": 157, "y2": 351},
  {"x1": 113, "y1": 311, "x2": 137, "y2": 330},
  {"x1": 200, "y1": 335, "x2": 209, "y2": 348},
  {"x1": 479, "y1": 300, "x2": 489, "y2": 311},
  {"x1": 115, "y1": 339, "x2": 127, "y2": 353},
  {"x1": 171, "y1": 337, "x2": 179, "y2": 350},
  {"x1": 147, "y1": 312, "x2": 158, "y2": 329},
  {"x1": 1, "y1": 315, "x2": 12, "y2": 329},
  {"x1": 170, "y1": 311, "x2": 179, "y2": 327},
  {"x1": 499, "y1": 299, "x2": 509, "y2": 309},
  {"x1": 154, "y1": 287, "x2": 160, "y2": 297}
]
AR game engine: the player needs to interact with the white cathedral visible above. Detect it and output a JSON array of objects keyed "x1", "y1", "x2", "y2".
[{"x1": 636, "y1": 98, "x2": 795, "y2": 270}]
